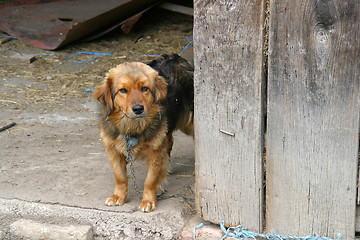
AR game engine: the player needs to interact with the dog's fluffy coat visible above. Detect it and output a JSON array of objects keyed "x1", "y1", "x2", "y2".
[{"x1": 94, "y1": 54, "x2": 193, "y2": 212}]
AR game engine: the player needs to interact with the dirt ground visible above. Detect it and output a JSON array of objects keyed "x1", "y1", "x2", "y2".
[
  {"x1": 0, "y1": 6, "x2": 193, "y2": 110},
  {"x1": 0, "y1": 6, "x2": 195, "y2": 239}
]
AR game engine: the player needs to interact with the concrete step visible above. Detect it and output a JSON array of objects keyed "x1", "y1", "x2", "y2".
[
  {"x1": 10, "y1": 219, "x2": 93, "y2": 240},
  {"x1": 0, "y1": 198, "x2": 192, "y2": 239}
]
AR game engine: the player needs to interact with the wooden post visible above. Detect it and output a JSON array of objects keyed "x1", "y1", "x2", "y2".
[
  {"x1": 266, "y1": 0, "x2": 360, "y2": 238},
  {"x1": 193, "y1": 0, "x2": 266, "y2": 230}
]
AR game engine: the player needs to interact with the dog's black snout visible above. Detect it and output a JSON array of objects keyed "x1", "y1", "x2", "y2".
[{"x1": 132, "y1": 105, "x2": 144, "y2": 115}]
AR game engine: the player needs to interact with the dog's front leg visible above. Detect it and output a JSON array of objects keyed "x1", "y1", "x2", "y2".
[
  {"x1": 139, "y1": 151, "x2": 168, "y2": 212},
  {"x1": 105, "y1": 148, "x2": 128, "y2": 206}
]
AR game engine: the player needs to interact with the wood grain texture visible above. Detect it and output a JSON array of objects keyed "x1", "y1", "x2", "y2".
[
  {"x1": 193, "y1": 0, "x2": 266, "y2": 230},
  {"x1": 266, "y1": 0, "x2": 360, "y2": 238}
]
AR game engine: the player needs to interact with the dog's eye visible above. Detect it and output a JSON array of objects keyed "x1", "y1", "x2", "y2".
[
  {"x1": 119, "y1": 88, "x2": 128, "y2": 94},
  {"x1": 141, "y1": 86, "x2": 149, "y2": 92}
]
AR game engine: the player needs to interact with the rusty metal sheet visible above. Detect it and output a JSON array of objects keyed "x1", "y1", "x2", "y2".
[{"x1": 0, "y1": 0, "x2": 160, "y2": 50}]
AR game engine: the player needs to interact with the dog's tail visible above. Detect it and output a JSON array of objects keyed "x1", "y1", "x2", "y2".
[{"x1": 148, "y1": 54, "x2": 194, "y2": 136}]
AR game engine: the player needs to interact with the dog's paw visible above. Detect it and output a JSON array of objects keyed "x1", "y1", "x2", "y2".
[
  {"x1": 139, "y1": 200, "x2": 156, "y2": 212},
  {"x1": 105, "y1": 194, "x2": 126, "y2": 206}
]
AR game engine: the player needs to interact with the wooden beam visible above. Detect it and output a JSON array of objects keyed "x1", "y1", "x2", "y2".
[
  {"x1": 159, "y1": 2, "x2": 193, "y2": 16},
  {"x1": 194, "y1": 0, "x2": 266, "y2": 231},
  {"x1": 266, "y1": 0, "x2": 360, "y2": 238}
]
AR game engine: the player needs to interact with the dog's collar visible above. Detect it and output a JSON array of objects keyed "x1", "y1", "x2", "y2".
[{"x1": 124, "y1": 135, "x2": 138, "y2": 150}]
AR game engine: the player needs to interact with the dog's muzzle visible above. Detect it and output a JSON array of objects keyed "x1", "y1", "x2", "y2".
[{"x1": 132, "y1": 105, "x2": 144, "y2": 115}]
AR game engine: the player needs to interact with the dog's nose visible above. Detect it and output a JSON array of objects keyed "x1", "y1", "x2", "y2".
[{"x1": 132, "y1": 105, "x2": 144, "y2": 115}]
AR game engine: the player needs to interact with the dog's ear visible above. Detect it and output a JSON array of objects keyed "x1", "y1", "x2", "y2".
[
  {"x1": 153, "y1": 75, "x2": 168, "y2": 103},
  {"x1": 94, "y1": 76, "x2": 115, "y2": 117}
]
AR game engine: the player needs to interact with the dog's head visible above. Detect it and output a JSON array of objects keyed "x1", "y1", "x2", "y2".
[{"x1": 94, "y1": 62, "x2": 167, "y2": 119}]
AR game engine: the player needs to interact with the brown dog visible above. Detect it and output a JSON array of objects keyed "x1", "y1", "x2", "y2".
[{"x1": 94, "y1": 54, "x2": 193, "y2": 212}]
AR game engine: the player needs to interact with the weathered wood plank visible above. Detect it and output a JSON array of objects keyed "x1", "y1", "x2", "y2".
[
  {"x1": 266, "y1": 0, "x2": 360, "y2": 238},
  {"x1": 159, "y1": 3, "x2": 193, "y2": 16},
  {"x1": 193, "y1": 0, "x2": 266, "y2": 230}
]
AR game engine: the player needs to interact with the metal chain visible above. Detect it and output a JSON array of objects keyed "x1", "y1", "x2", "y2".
[{"x1": 124, "y1": 135, "x2": 142, "y2": 200}]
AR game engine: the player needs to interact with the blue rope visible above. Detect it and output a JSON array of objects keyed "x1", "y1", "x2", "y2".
[
  {"x1": 193, "y1": 222, "x2": 212, "y2": 239},
  {"x1": 134, "y1": 35, "x2": 193, "y2": 58},
  {"x1": 0, "y1": 49, "x2": 22, "y2": 55},
  {"x1": 179, "y1": 36, "x2": 193, "y2": 56},
  {"x1": 194, "y1": 221, "x2": 342, "y2": 240},
  {"x1": 33, "y1": 53, "x2": 54, "y2": 56},
  {"x1": 0, "y1": 49, "x2": 54, "y2": 56},
  {"x1": 0, "y1": 35, "x2": 16, "y2": 39},
  {"x1": 65, "y1": 51, "x2": 112, "y2": 63}
]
